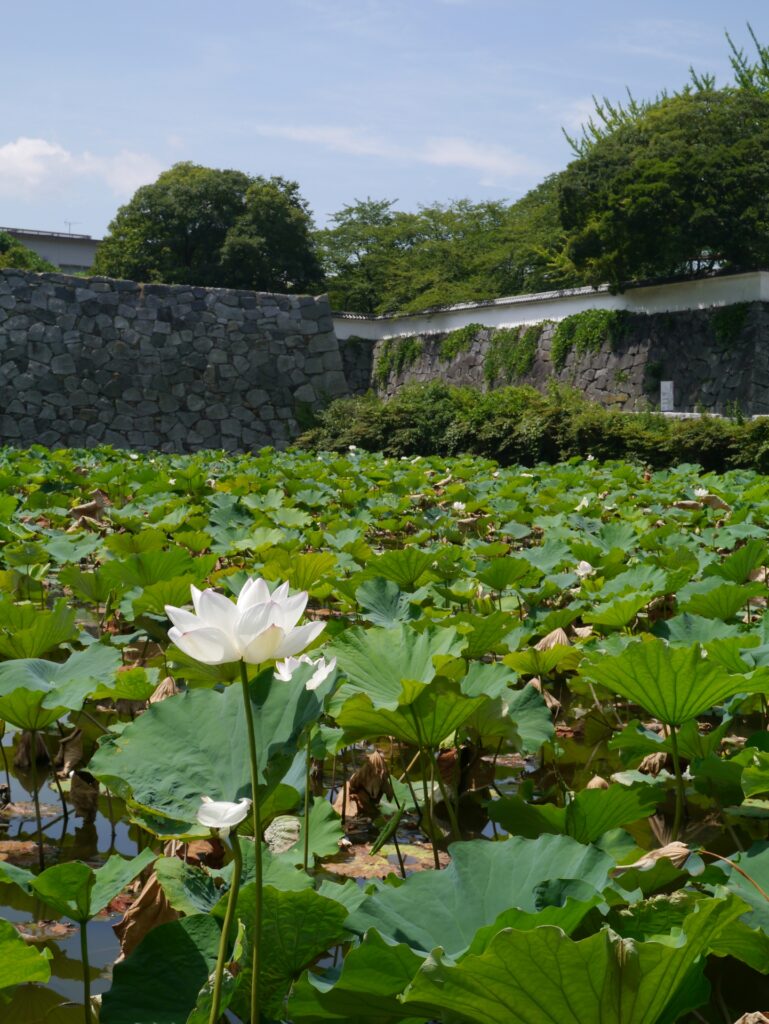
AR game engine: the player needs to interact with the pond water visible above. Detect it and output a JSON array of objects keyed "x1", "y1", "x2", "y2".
[{"x1": 0, "y1": 727, "x2": 138, "y2": 1008}]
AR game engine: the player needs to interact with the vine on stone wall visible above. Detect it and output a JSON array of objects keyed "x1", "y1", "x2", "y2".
[
  {"x1": 550, "y1": 309, "x2": 632, "y2": 370},
  {"x1": 374, "y1": 336, "x2": 424, "y2": 387},
  {"x1": 484, "y1": 324, "x2": 542, "y2": 385},
  {"x1": 712, "y1": 302, "x2": 750, "y2": 347},
  {"x1": 438, "y1": 322, "x2": 485, "y2": 362}
]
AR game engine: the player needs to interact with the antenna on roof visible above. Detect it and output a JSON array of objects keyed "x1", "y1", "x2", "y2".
[{"x1": 64, "y1": 221, "x2": 79, "y2": 234}]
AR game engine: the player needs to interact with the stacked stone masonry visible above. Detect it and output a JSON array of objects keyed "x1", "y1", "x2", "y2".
[
  {"x1": 0, "y1": 269, "x2": 348, "y2": 451},
  {"x1": 372, "y1": 305, "x2": 768, "y2": 415}
]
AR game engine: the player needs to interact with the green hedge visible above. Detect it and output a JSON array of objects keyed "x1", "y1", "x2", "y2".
[{"x1": 297, "y1": 381, "x2": 769, "y2": 472}]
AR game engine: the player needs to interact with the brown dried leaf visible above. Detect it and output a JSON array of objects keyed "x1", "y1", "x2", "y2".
[
  {"x1": 13, "y1": 732, "x2": 48, "y2": 770},
  {"x1": 70, "y1": 771, "x2": 99, "y2": 822},
  {"x1": 671, "y1": 500, "x2": 703, "y2": 511},
  {"x1": 527, "y1": 677, "x2": 561, "y2": 711},
  {"x1": 113, "y1": 872, "x2": 179, "y2": 961},
  {"x1": 323, "y1": 841, "x2": 447, "y2": 880},
  {"x1": 56, "y1": 729, "x2": 83, "y2": 776},
  {"x1": 612, "y1": 841, "x2": 691, "y2": 874},
  {"x1": 333, "y1": 751, "x2": 393, "y2": 819},
  {"x1": 733, "y1": 1014, "x2": 769, "y2": 1023},
  {"x1": 586, "y1": 775, "x2": 609, "y2": 790},
  {"x1": 534, "y1": 627, "x2": 570, "y2": 651},
  {"x1": 638, "y1": 751, "x2": 669, "y2": 777},
  {"x1": 700, "y1": 493, "x2": 731, "y2": 512},
  {"x1": 14, "y1": 919, "x2": 76, "y2": 943},
  {"x1": 0, "y1": 841, "x2": 56, "y2": 867},
  {"x1": 149, "y1": 676, "x2": 181, "y2": 704}
]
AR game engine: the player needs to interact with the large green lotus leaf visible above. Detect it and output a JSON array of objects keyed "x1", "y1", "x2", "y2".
[
  {"x1": 346, "y1": 835, "x2": 614, "y2": 959},
  {"x1": 705, "y1": 537, "x2": 769, "y2": 583},
  {"x1": 101, "y1": 914, "x2": 220, "y2": 1024},
  {"x1": 679, "y1": 581, "x2": 765, "y2": 621},
  {"x1": 706, "y1": 840, "x2": 769, "y2": 935},
  {"x1": 0, "y1": 599, "x2": 77, "y2": 659},
  {"x1": 489, "y1": 783, "x2": 660, "y2": 844},
  {"x1": 451, "y1": 611, "x2": 515, "y2": 660},
  {"x1": 0, "y1": 644, "x2": 122, "y2": 730},
  {"x1": 582, "y1": 592, "x2": 653, "y2": 629},
  {"x1": 186, "y1": 920, "x2": 247, "y2": 1024},
  {"x1": 502, "y1": 644, "x2": 580, "y2": 677},
  {"x1": 610, "y1": 717, "x2": 730, "y2": 765},
  {"x1": 335, "y1": 677, "x2": 487, "y2": 746},
  {"x1": 611, "y1": 889, "x2": 769, "y2": 975},
  {"x1": 26, "y1": 850, "x2": 156, "y2": 923},
  {"x1": 403, "y1": 897, "x2": 742, "y2": 1024},
  {"x1": 90, "y1": 677, "x2": 323, "y2": 836},
  {"x1": 58, "y1": 565, "x2": 117, "y2": 606},
  {"x1": 356, "y1": 579, "x2": 421, "y2": 628},
  {"x1": 0, "y1": 917, "x2": 51, "y2": 990},
  {"x1": 229, "y1": 885, "x2": 349, "y2": 1021},
  {"x1": 283, "y1": 551, "x2": 339, "y2": 591},
  {"x1": 464, "y1": 684, "x2": 553, "y2": 752},
  {"x1": 288, "y1": 931, "x2": 424, "y2": 1024},
  {"x1": 101, "y1": 549, "x2": 215, "y2": 589},
  {"x1": 580, "y1": 638, "x2": 757, "y2": 726},
  {"x1": 477, "y1": 556, "x2": 539, "y2": 592},
  {"x1": 460, "y1": 661, "x2": 516, "y2": 699},
  {"x1": 652, "y1": 612, "x2": 740, "y2": 644},
  {"x1": 329, "y1": 625, "x2": 461, "y2": 710},
  {"x1": 365, "y1": 549, "x2": 435, "y2": 591}
]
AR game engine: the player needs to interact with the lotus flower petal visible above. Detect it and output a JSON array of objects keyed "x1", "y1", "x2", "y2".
[
  {"x1": 197, "y1": 796, "x2": 252, "y2": 837},
  {"x1": 168, "y1": 625, "x2": 241, "y2": 665},
  {"x1": 273, "y1": 620, "x2": 325, "y2": 660},
  {"x1": 166, "y1": 577, "x2": 326, "y2": 667}
]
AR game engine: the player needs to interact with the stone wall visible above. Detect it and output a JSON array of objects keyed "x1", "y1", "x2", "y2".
[
  {"x1": 372, "y1": 304, "x2": 768, "y2": 415},
  {"x1": 0, "y1": 269, "x2": 349, "y2": 450}
]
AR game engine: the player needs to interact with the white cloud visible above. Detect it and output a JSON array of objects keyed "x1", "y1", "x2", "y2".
[
  {"x1": 0, "y1": 137, "x2": 164, "y2": 200},
  {"x1": 253, "y1": 123, "x2": 539, "y2": 183}
]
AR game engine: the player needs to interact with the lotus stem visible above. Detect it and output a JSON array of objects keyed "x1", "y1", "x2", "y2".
[
  {"x1": 238, "y1": 660, "x2": 262, "y2": 1024},
  {"x1": 29, "y1": 730, "x2": 45, "y2": 870},
  {"x1": 80, "y1": 921, "x2": 92, "y2": 1024},
  {"x1": 700, "y1": 848, "x2": 769, "y2": 904},
  {"x1": 669, "y1": 726, "x2": 686, "y2": 842},
  {"x1": 433, "y1": 757, "x2": 461, "y2": 842},
  {"x1": 208, "y1": 832, "x2": 243, "y2": 1024},
  {"x1": 303, "y1": 733, "x2": 312, "y2": 872}
]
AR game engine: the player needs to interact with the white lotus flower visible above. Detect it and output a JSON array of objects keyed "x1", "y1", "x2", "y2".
[
  {"x1": 275, "y1": 654, "x2": 337, "y2": 691},
  {"x1": 575, "y1": 560, "x2": 594, "y2": 578},
  {"x1": 165, "y1": 578, "x2": 325, "y2": 665},
  {"x1": 452, "y1": 501, "x2": 466, "y2": 512},
  {"x1": 197, "y1": 796, "x2": 252, "y2": 837}
]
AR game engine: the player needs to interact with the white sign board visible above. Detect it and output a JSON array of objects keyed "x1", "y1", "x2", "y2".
[{"x1": 660, "y1": 381, "x2": 674, "y2": 412}]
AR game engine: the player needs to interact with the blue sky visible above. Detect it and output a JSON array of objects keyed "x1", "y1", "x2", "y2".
[{"x1": 2, "y1": 0, "x2": 769, "y2": 238}]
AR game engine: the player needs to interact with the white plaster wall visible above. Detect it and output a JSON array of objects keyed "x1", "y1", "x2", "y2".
[{"x1": 333, "y1": 271, "x2": 769, "y2": 341}]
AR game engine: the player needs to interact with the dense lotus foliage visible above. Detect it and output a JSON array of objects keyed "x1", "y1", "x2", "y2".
[{"x1": 3, "y1": 445, "x2": 769, "y2": 1020}]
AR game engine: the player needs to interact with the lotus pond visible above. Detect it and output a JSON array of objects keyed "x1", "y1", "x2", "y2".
[{"x1": 4, "y1": 446, "x2": 769, "y2": 1021}]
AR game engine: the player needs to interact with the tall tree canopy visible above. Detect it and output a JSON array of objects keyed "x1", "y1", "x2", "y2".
[
  {"x1": 557, "y1": 88, "x2": 769, "y2": 289},
  {"x1": 93, "y1": 162, "x2": 323, "y2": 292},
  {"x1": 316, "y1": 179, "x2": 575, "y2": 314}
]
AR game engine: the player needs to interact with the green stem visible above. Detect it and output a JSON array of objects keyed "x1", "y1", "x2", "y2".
[
  {"x1": 669, "y1": 726, "x2": 686, "y2": 842},
  {"x1": 303, "y1": 732, "x2": 312, "y2": 872},
  {"x1": 410, "y1": 711, "x2": 439, "y2": 870},
  {"x1": 208, "y1": 832, "x2": 243, "y2": 1024},
  {"x1": 80, "y1": 921, "x2": 92, "y2": 1024},
  {"x1": 433, "y1": 760, "x2": 462, "y2": 843},
  {"x1": 239, "y1": 660, "x2": 262, "y2": 1024},
  {"x1": 29, "y1": 730, "x2": 44, "y2": 871}
]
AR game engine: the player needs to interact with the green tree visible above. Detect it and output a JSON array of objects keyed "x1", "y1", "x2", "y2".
[
  {"x1": 0, "y1": 233, "x2": 58, "y2": 272},
  {"x1": 93, "y1": 162, "x2": 322, "y2": 292},
  {"x1": 557, "y1": 87, "x2": 769, "y2": 289},
  {"x1": 317, "y1": 183, "x2": 574, "y2": 315}
]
